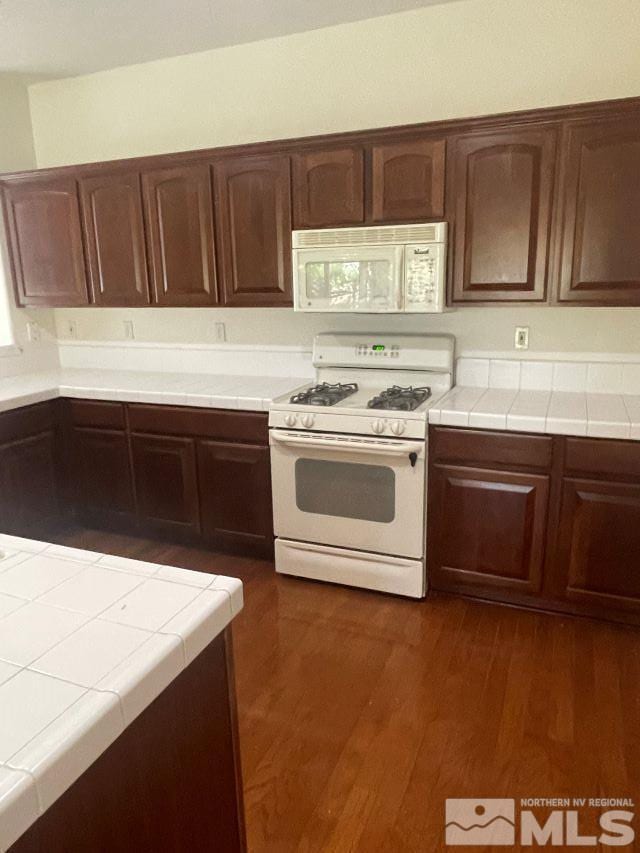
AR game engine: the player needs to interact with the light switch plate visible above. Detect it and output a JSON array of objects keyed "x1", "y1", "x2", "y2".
[
  {"x1": 213, "y1": 322, "x2": 226, "y2": 343},
  {"x1": 123, "y1": 320, "x2": 135, "y2": 340}
]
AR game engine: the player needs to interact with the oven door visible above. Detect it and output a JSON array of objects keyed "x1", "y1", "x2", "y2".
[
  {"x1": 270, "y1": 429, "x2": 426, "y2": 558},
  {"x1": 293, "y1": 246, "x2": 404, "y2": 312}
]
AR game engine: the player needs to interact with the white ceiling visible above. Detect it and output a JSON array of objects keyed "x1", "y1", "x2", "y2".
[{"x1": 0, "y1": 0, "x2": 459, "y2": 78}]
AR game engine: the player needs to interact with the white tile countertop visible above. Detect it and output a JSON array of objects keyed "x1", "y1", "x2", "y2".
[
  {"x1": 429, "y1": 387, "x2": 640, "y2": 439},
  {"x1": 0, "y1": 534, "x2": 243, "y2": 852},
  {"x1": 0, "y1": 369, "x2": 310, "y2": 416}
]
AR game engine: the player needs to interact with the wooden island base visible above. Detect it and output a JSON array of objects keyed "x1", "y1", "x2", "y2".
[{"x1": 9, "y1": 629, "x2": 246, "y2": 853}]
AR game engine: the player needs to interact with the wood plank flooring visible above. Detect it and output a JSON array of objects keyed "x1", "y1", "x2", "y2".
[{"x1": 54, "y1": 528, "x2": 640, "y2": 852}]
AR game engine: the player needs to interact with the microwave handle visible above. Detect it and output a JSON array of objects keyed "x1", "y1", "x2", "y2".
[{"x1": 271, "y1": 429, "x2": 423, "y2": 458}]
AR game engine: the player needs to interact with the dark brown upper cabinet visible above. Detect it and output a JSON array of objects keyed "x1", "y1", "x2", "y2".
[
  {"x1": 215, "y1": 154, "x2": 292, "y2": 306},
  {"x1": 369, "y1": 137, "x2": 445, "y2": 223},
  {"x1": 450, "y1": 126, "x2": 557, "y2": 303},
  {"x1": 80, "y1": 172, "x2": 150, "y2": 306},
  {"x1": 3, "y1": 176, "x2": 88, "y2": 306},
  {"x1": 557, "y1": 116, "x2": 640, "y2": 305},
  {"x1": 292, "y1": 147, "x2": 364, "y2": 228},
  {"x1": 142, "y1": 163, "x2": 218, "y2": 306}
]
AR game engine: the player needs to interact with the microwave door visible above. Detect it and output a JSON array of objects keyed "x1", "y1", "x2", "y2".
[{"x1": 294, "y1": 246, "x2": 403, "y2": 312}]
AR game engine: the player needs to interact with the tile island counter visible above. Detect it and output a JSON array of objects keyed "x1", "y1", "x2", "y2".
[{"x1": 0, "y1": 534, "x2": 245, "y2": 852}]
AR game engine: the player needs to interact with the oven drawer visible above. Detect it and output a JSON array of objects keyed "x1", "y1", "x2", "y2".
[
  {"x1": 270, "y1": 429, "x2": 426, "y2": 559},
  {"x1": 275, "y1": 539, "x2": 425, "y2": 598}
]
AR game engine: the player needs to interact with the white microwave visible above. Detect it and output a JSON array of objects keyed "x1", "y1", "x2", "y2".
[{"x1": 292, "y1": 222, "x2": 447, "y2": 313}]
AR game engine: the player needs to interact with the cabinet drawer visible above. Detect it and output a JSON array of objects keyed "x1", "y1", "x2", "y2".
[
  {"x1": 430, "y1": 427, "x2": 553, "y2": 471},
  {"x1": 0, "y1": 402, "x2": 58, "y2": 444},
  {"x1": 564, "y1": 437, "x2": 640, "y2": 480},
  {"x1": 68, "y1": 400, "x2": 126, "y2": 430},
  {"x1": 128, "y1": 405, "x2": 268, "y2": 444}
]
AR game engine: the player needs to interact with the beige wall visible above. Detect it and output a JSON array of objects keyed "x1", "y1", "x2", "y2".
[
  {"x1": 0, "y1": 75, "x2": 56, "y2": 376},
  {"x1": 26, "y1": 0, "x2": 640, "y2": 356}
]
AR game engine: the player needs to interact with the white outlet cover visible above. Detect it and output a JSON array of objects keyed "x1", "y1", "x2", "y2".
[{"x1": 514, "y1": 326, "x2": 530, "y2": 350}]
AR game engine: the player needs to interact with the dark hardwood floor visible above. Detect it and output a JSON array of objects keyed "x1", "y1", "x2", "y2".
[{"x1": 53, "y1": 527, "x2": 640, "y2": 852}]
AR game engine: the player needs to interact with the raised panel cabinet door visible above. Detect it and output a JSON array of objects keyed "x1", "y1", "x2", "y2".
[
  {"x1": 369, "y1": 137, "x2": 445, "y2": 222},
  {"x1": 79, "y1": 172, "x2": 150, "y2": 306},
  {"x1": 558, "y1": 116, "x2": 640, "y2": 305},
  {"x1": 131, "y1": 433, "x2": 200, "y2": 536},
  {"x1": 428, "y1": 464, "x2": 550, "y2": 596},
  {"x1": 142, "y1": 164, "x2": 218, "y2": 306},
  {"x1": 292, "y1": 147, "x2": 364, "y2": 228},
  {"x1": 0, "y1": 432, "x2": 60, "y2": 536},
  {"x1": 450, "y1": 127, "x2": 557, "y2": 303},
  {"x1": 553, "y1": 477, "x2": 640, "y2": 615},
  {"x1": 73, "y1": 428, "x2": 135, "y2": 527},
  {"x1": 2, "y1": 177, "x2": 88, "y2": 306},
  {"x1": 197, "y1": 440, "x2": 273, "y2": 554},
  {"x1": 215, "y1": 155, "x2": 293, "y2": 306}
]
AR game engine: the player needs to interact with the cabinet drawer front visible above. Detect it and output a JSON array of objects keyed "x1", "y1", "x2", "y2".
[
  {"x1": 68, "y1": 400, "x2": 126, "y2": 430},
  {"x1": 430, "y1": 427, "x2": 553, "y2": 470},
  {"x1": 564, "y1": 437, "x2": 640, "y2": 479},
  {"x1": 0, "y1": 402, "x2": 57, "y2": 444},
  {"x1": 128, "y1": 405, "x2": 268, "y2": 444}
]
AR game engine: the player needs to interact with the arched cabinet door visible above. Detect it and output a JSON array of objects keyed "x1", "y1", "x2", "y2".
[
  {"x1": 215, "y1": 154, "x2": 293, "y2": 306},
  {"x1": 557, "y1": 116, "x2": 640, "y2": 305},
  {"x1": 80, "y1": 171, "x2": 150, "y2": 306},
  {"x1": 449, "y1": 126, "x2": 557, "y2": 303},
  {"x1": 292, "y1": 147, "x2": 364, "y2": 228},
  {"x1": 142, "y1": 163, "x2": 218, "y2": 306},
  {"x1": 369, "y1": 137, "x2": 445, "y2": 222},
  {"x1": 3, "y1": 176, "x2": 88, "y2": 306}
]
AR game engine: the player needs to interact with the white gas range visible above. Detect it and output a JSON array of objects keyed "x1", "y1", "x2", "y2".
[{"x1": 269, "y1": 332, "x2": 454, "y2": 598}]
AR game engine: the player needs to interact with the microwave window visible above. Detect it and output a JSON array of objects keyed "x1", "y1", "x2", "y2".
[
  {"x1": 304, "y1": 260, "x2": 393, "y2": 308},
  {"x1": 295, "y1": 458, "x2": 396, "y2": 523}
]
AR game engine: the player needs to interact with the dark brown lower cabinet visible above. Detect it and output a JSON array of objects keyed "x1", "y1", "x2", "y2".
[
  {"x1": 0, "y1": 431, "x2": 60, "y2": 536},
  {"x1": 73, "y1": 428, "x2": 135, "y2": 528},
  {"x1": 553, "y1": 478, "x2": 640, "y2": 615},
  {"x1": 62, "y1": 401, "x2": 275, "y2": 556},
  {"x1": 0, "y1": 402, "x2": 63, "y2": 537},
  {"x1": 198, "y1": 439, "x2": 272, "y2": 555},
  {"x1": 131, "y1": 433, "x2": 200, "y2": 539},
  {"x1": 429, "y1": 464, "x2": 549, "y2": 597},
  {"x1": 428, "y1": 426, "x2": 640, "y2": 625}
]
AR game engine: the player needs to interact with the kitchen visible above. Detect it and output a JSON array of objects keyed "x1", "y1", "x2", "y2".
[{"x1": 0, "y1": 0, "x2": 639, "y2": 850}]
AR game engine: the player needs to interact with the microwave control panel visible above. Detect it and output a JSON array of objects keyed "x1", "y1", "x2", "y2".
[{"x1": 404, "y1": 243, "x2": 446, "y2": 312}]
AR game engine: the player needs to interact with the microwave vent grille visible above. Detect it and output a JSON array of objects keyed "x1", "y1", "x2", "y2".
[{"x1": 293, "y1": 222, "x2": 446, "y2": 248}]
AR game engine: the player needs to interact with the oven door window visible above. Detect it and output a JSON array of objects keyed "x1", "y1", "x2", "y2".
[{"x1": 295, "y1": 458, "x2": 395, "y2": 523}]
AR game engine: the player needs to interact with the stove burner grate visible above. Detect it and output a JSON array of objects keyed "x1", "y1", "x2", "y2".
[
  {"x1": 290, "y1": 382, "x2": 359, "y2": 407},
  {"x1": 367, "y1": 385, "x2": 432, "y2": 412}
]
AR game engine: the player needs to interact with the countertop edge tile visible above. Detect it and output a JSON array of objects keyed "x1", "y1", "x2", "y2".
[{"x1": 0, "y1": 537, "x2": 243, "y2": 848}]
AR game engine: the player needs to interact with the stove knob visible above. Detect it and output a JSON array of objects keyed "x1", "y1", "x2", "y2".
[
  {"x1": 371, "y1": 419, "x2": 385, "y2": 434},
  {"x1": 390, "y1": 420, "x2": 406, "y2": 436},
  {"x1": 301, "y1": 414, "x2": 315, "y2": 428},
  {"x1": 284, "y1": 413, "x2": 297, "y2": 427}
]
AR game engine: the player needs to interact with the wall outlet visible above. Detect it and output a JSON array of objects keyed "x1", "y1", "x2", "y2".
[
  {"x1": 123, "y1": 320, "x2": 135, "y2": 340},
  {"x1": 515, "y1": 326, "x2": 530, "y2": 350},
  {"x1": 213, "y1": 322, "x2": 226, "y2": 343},
  {"x1": 26, "y1": 321, "x2": 41, "y2": 343},
  {"x1": 64, "y1": 320, "x2": 77, "y2": 339}
]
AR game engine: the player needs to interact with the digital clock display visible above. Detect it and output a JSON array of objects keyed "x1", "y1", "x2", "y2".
[{"x1": 372, "y1": 345, "x2": 385, "y2": 352}]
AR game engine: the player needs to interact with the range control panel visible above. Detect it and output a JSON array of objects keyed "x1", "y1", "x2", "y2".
[
  {"x1": 313, "y1": 332, "x2": 454, "y2": 372},
  {"x1": 355, "y1": 343, "x2": 401, "y2": 359}
]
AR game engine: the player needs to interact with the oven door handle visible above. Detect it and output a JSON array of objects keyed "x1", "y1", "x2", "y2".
[{"x1": 270, "y1": 429, "x2": 424, "y2": 458}]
